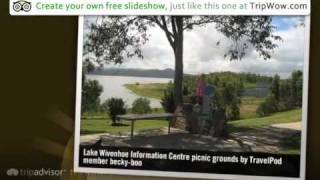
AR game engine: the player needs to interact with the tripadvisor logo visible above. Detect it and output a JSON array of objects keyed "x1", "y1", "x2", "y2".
[
  {"x1": 6, "y1": 168, "x2": 19, "y2": 176},
  {"x1": 13, "y1": 0, "x2": 31, "y2": 12}
]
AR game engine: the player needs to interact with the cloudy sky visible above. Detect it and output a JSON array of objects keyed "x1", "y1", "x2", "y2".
[{"x1": 84, "y1": 16, "x2": 306, "y2": 78}]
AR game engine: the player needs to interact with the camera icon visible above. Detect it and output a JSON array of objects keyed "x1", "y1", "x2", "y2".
[{"x1": 13, "y1": 0, "x2": 31, "y2": 12}]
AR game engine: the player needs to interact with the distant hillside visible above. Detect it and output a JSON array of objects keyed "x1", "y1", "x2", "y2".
[{"x1": 88, "y1": 68, "x2": 175, "y2": 78}]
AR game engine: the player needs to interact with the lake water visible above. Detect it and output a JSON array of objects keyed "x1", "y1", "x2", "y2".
[{"x1": 86, "y1": 75, "x2": 172, "y2": 108}]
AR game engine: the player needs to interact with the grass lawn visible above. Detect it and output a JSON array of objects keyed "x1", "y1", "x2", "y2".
[
  {"x1": 82, "y1": 109, "x2": 301, "y2": 135},
  {"x1": 228, "y1": 109, "x2": 302, "y2": 132},
  {"x1": 239, "y1": 96, "x2": 265, "y2": 119},
  {"x1": 81, "y1": 114, "x2": 168, "y2": 135},
  {"x1": 124, "y1": 83, "x2": 167, "y2": 99},
  {"x1": 243, "y1": 82, "x2": 257, "y2": 89}
]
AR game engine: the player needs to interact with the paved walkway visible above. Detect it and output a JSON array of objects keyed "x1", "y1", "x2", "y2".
[
  {"x1": 271, "y1": 122, "x2": 301, "y2": 131},
  {"x1": 80, "y1": 133, "x2": 107, "y2": 144}
]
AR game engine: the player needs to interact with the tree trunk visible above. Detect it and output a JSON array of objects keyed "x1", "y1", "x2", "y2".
[{"x1": 173, "y1": 17, "x2": 184, "y2": 107}]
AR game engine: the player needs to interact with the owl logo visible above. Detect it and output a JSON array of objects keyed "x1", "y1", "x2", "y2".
[
  {"x1": 13, "y1": 0, "x2": 31, "y2": 12},
  {"x1": 6, "y1": 168, "x2": 19, "y2": 176}
]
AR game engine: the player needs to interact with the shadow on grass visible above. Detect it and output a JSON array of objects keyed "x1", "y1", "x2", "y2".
[
  {"x1": 229, "y1": 125, "x2": 301, "y2": 154},
  {"x1": 82, "y1": 126, "x2": 301, "y2": 154},
  {"x1": 227, "y1": 124, "x2": 257, "y2": 133},
  {"x1": 279, "y1": 132, "x2": 301, "y2": 153},
  {"x1": 98, "y1": 133, "x2": 246, "y2": 152}
]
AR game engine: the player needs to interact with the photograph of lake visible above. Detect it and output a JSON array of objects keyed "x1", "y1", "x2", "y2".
[
  {"x1": 76, "y1": 15, "x2": 309, "y2": 179},
  {"x1": 86, "y1": 75, "x2": 172, "y2": 108}
]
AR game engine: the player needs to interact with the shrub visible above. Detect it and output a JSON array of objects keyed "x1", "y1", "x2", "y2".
[
  {"x1": 277, "y1": 101, "x2": 288, "y2": 112},
  {"x1": 212, "y1": 82, "x2": 241, "y2": 120},
  {"x1": 256, "y1": 102, "x2": 268, "y2": 117},
  {"x1": 256, "y1": 95, "x2": 279, "y2": 117},
  {"x1": 102, "y1": 98, "x2": 127, "y2": 125},
  {"x1": 131, "y1": 98, "x2": 152, "y2": 114},
  {"x1": 228, "y1": 100, "x2": 240, "y2": 120},
  {"x1": 161, "y1": 82, "x2": 175, "y2": 113}
]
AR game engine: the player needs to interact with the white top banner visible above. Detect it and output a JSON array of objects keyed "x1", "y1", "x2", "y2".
[{"x1": 10, "y1": 0, "x2": 310, "y2": 16}]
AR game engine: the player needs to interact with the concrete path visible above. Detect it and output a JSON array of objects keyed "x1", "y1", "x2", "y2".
[
  {"x1": 80, "y1": 133, "x2": 108, "y2": 144},
  {"x1": 271, "y1": 122, "x2": 301, "y2": 131}
]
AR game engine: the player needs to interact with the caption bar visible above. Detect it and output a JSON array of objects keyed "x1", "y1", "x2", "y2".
[
  {"x1": 78, "y1": 146, "x2": 300, "y2": 177},
  {"x1": 10, "y1": 0, "x2": 310, "y2": 15}
]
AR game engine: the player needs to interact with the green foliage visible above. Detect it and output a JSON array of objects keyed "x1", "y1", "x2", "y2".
[
  {"x1": 256, "y1": 95, "x2": 279, "y2": 116},
  {"x1": 257, "y1": 70, "x2": 303, "y2": 117},
  {"x1": 183, "y1": 72, "x2": 245, "y2": 120},
  {"x1": 81, "y1": 58, "x2": 103, "y2": 114},
  {"x1": 81, "y1": 80, "x2": 103, "y2": 114},
  {"x1": 84, "y1": 17, "x2": 150, "y2": 64},
  {"x1": 290, "y1": 70, "x2": 303, "y2": 107},
  {"x1": 279, "y1": 80, "x2": 293, "y2": 109},
  {"x1": 282, "y1": 70, "x2": 303, "y2": 108},
  {"x1": 161, "y1": 81, "x2": 175, "y2": 113},
  {"x1": 131, "y1": 98, "x2": 152, "y2": 114},
  {"x1": 183, "y1": 71, "x2": 272, "y2": 94},
  {"x1": 85, "y1": 16, "x2": 280, "y2": 64},
  {"x1": 212, "y1": 82, "x2": 242, "y2": 120},
  {"x1": 271, "y1": 74, "x2": 280, "y2": 101},
  {"x1": 83, "y1": 58, "x2": 95, "y2": 74},
  {"x1": 82, "y1": 58, "x2": 96, "y2": 83},
  {"x1": 102, "y1": 98, "x2": 127, "y2": 124}
]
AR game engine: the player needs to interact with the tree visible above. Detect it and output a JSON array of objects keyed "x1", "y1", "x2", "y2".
[
  {"x1": 102, "y1": 98, "x2": 127, "y2": 125},
  {"x1": 161, "y1": 81, "x2": 175, "y2": 113},
  {"x1": 213, "y1": 81, "x2": 241, "y2": 120},
  {"x1": 81, "y1": 58, "x2": 103, "y2": 113},
  {"x1": 279, "y1": 80, "x2": 292, "y2": 109},
  {"x1": 85, "y1": 16, "x2": 281, "y2": 107},
  {"x1": 258, "y1": 70, "x2": 303, "y2": 116},
  {"x1": 290, "y1": 70, "x2": 303, "y2": 107},
  {"x1": 82, "y1": 80, "x2": 103, "y2": 113},
  {"x1": 271, "y1": 74, "x2": 280, "y2": 101},
  {"x1": 256, "y1": 94, "x2": 279, "y2": 117},
  {"x1": 131, "y1": 98, "x2": 152, "y2": 114}
]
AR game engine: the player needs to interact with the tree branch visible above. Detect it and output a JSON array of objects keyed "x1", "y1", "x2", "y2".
[
  {"x1": 152, "y1": 16, "x2": 175, "y2": 48},
  {"x1": 171, "y1": 17, "x2": 178, "y2": 36},
  {"x1": 183, "y1": 17, "x2": 219, "y2": 30}
]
